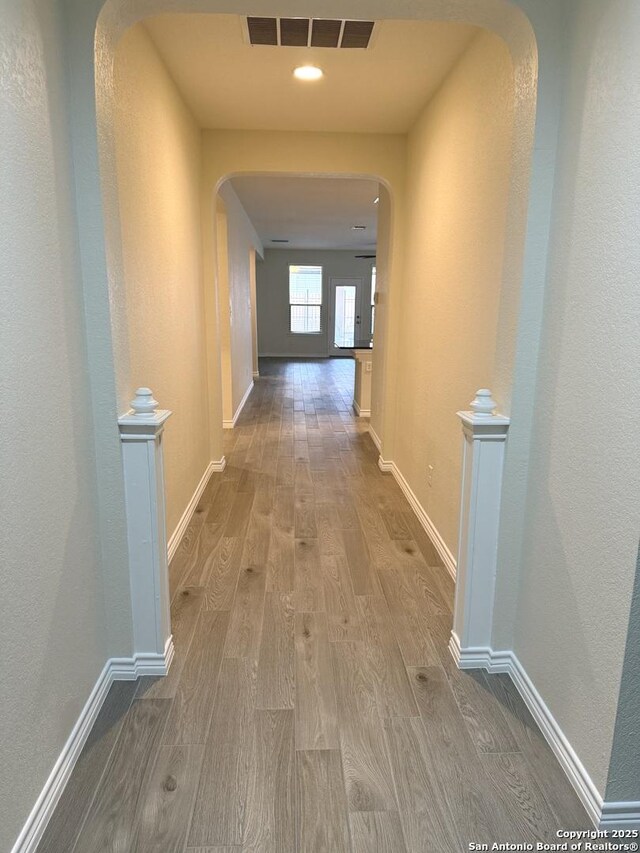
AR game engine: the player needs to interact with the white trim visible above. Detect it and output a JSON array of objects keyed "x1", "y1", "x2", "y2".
[
  {"x1": 449, "y1": 636, "x2": 640, "y2": 831},
  {"x1": 352, "y1": 399, "x2": 371, "y2": 417},
  {"x1": 377, "y1": 457, "x2": 457, "y2": 580},
  {"x1": 377, "y1": 455, "x2": 393, "y2": 473},
  {"x1": 223, "y1": 380, "x2": 254, "y2": 429},
  {"x1": 10, "y1": 637, "x2": 174, "y2": 853},
  {"x1": 369, "y1": 425, "x2": 382, "y2": 452},
  {"x1": 252, "y1": 370, "x2": 260, "y2": 378},
  {"x1": 210, "y1": 456, "x2": 227, "y2": 473},
  {"x1": 167, "y1": 462, "x2": 214, "y2": 562},
  {"x1": 257, "y1": 352, "x2": 329, "y2": 359}
]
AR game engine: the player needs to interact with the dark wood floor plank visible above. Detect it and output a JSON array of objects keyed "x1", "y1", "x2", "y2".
[
  {"x1": 332, "y1": 642, "x2": 397, "y2": 812},
  {"x1": 242, "y1": 710, "x2": 295, "y2": 852},
  {"x1": 295, "y1": 612, "x2": 339, "y2": 750},
  {"x1": 383, "y1": 715, "x2": 461, "y2": 852},
  {"x1": 349, "y1": 810, "x2": 408, "y2": 853},
  {"x1": 256, "y1": 592, "x2": 295, "y2": 710},
  {"x1": 223, "y1": 563, "x2": 267, "y2": 660},
  {"x1": 130, "y1": 744, "x2": 204, "y2": 853},
  {"x1": 480, "y1": 751, "x2": 568, "y2": 839},
  {"x1": 441, "y1": 661, "x2": 520, "y2": 754},
  {"x1": 483, "y1": 673, "x2": 590, "y2": 827},
  {"x1": 294, "y1": 538, "x2": 325, "y2": 612},
  {"x1": 224, "y1": 491, "x2": 255, "y2": 537},
  {"x1": 296, "y1": 750, "x2": 351, "y2": 853},
  {"x1": 378, "y1": 567, "x2": 441, "y2": 667},
  {"x1": 356, "y1": 595, "x2": 419, "y2": 717},
  {"x1": 267, "y1": 526, "x2": 295, "y2": 593},
  {"x1": 142, "y1": 586, "x2": 204, "y2": 700},
  {"x1": 188, "y1": 659, "x2": 256, "y2": 847},
  {"x1": 36, "y1": 681, "x2": 138, "y2": 853},
  {"x1": 322, "y1": 554, "x2": 362, "y2": 642},
  {"x1": 204, "y1": 536, "x2": 244, "y2": 611},
  {"x1": 406, "y1": 665, "x2": 511, "y2": 845},
  {"x1": 72, "y1": 698, "x2": 171, "y2": 853},
  {"x1": 294, "y1": 492, "x2": 317, "y2": 539},
  {"x1": 162, "y1": 609, "x2": 229, "y2": 745},
  {"x1": 342, "y1": 527, "x2": 380, "y2": 596}
]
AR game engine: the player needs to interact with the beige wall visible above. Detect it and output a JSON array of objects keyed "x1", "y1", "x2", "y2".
[
  {"x1": 113, "y1": 23, "x2": 210, "y2": 536},
  {"x1": 391, "y1": 30, "x2": 515, "y2": 553},
  {"x1": 216, "y1": 182, "x2": 262, "y2": 422},
  {"x1": 0, "y1": 1, "x2": 109, "y2": 849},
  {"x1": 514, "y1": 0, "x2": 640, "y2": 795}
]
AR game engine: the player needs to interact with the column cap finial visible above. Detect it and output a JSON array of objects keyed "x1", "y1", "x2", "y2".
[
  {"x1": 131, "y1": 387, "x2": 159, "y2": 417},
  {"x1": 470, "y1": 389, "x2": 497, "y2": 417}
]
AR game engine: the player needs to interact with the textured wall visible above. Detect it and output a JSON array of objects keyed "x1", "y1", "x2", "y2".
[
  {"x1": 113, "y1": 23, "x2": 210, "y2": 536},
  {"x1": 256, "y1": 249, "x2": 376, "y2": 358},
  {"x1": 515, "y1": 0, "x2": 640, "y2": 795},
  {"x1": 0, "y1": 1, "x2": 108, "y2": 849},
  {"x1": 216, "y1": 183, "x2": 262, "y2": 420},
  {"x1": 392, "y1": 30, "x2": 515, "y2": 554}
]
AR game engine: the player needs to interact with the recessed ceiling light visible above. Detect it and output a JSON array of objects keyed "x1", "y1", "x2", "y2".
[
  {"x1": 352, "y1": 225, "x2": 367, "y2": 230},
  {"x1": 293, "y1": 65, "x2": 324, "y2": 81},
  {"x1": 373, "y1": 197, "x2": 379, "y2": 204}
]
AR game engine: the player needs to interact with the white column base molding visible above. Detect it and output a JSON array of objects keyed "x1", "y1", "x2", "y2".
[
  {"x1": 252, "y1": 370, "x2": 260, "y2": 378},
  {"x1": 449, "y1": 633, "x2": 640, "y2": 831},
  {"x1": 166, "y1": 458, "x2": 225, "y2": 563},
  {"x1": 223, "y1": 380, "x2": 254, "y2": 429},
  {"x1": 376, "y1": 456, "x2": 457, "y2": 580},
  {"x1": 369, "y1": 425, "x2": 382, "y2": 452},
  {"x1": 10, "y1": 638, "x2": 174, "y2": 853},
  {"x1": 453, "y1": 393, "x2": 510, "y2": 653},
  {"x1": 352, "y1": 399, "x2": 371, "y2": 417},
  {"x1": 118, "y1": 389, "x2": 173, "y2": 659}
]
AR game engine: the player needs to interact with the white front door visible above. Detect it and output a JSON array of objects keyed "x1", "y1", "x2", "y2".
[{"x1": 328, "y1": 277, "x2": 367, "y2": 355}]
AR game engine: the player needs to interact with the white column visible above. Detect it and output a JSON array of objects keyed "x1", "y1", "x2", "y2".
[
  {"x1": 450, "y1": 389, "x2": 510, "y2": 668},
  {"x1": 118, "y1": 388, "x2": 174, "y2": 671}
]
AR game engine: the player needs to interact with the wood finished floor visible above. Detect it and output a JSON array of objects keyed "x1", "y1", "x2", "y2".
[{"x1": 38, "y1": 358, "x2": 590, "y2": 853}]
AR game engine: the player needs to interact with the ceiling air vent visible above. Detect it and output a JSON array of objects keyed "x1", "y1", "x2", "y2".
[
  {"x1": 246, "y1": 17, "x2": 278, "y2": 46},
  {"x1": 246, "y1": 18, "x2": 376, "y2": 49}
]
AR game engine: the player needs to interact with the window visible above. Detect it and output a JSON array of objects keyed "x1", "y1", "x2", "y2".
[
  {"x1": 289, "y1": 265, "x2": 322, "y2": 333},
  {"x1": 370, "y1": 265, "x2": 377, "y2": 338}
]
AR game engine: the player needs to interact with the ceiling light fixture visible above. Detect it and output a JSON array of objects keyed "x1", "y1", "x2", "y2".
[
  {"x1": 293, "y1": 65, "x2": 324, "y2": 81},
  {"x1": 352, "y1": 225, "x2": 367, "y2": 230}
]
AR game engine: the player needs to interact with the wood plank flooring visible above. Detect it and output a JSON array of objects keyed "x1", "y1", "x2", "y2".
[{"x1": 38, "y1": 358, "x2": 590, "y2": 853}]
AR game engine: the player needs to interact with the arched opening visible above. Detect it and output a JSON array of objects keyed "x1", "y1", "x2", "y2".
[{"x1": 87, "y1": 0, "x2": 540, "y2": 670}]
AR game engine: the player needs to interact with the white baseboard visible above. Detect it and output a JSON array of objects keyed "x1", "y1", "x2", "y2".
[
  {"x1": 369, "y1": 425, "x2": 382, "y2": 452},
  {"x1": 210, "y1": 456, "x2": 227, "y2": 473},
  {"x1": 377, "y1": 456, "x2": 457, "y2": 580},
  {"x1": 352, "y1": 399, "x2": 371, "y2": 417},
  {"x1": 223, "y1": 380, "x2": 254, "y2": 429},
  {"x1": 258, "y1": 352, "x2": 328, "y2": 359},
  {"x1": 167, "y1": 462, "x2": 215, "y2": 562},
  {"x1": 252, "y1": 370, "x2": 260, "y2": 378},
  {"x1": 11, "y1": 636, "x2": 174, "y2": 853},
  {"x1": 449, "y1": 633, "x2": 640, "y2": 831}
]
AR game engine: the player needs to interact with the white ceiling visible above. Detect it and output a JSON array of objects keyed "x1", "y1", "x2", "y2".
[
  {"x1": 229, "y1": 176, "x2": 379, "y2": 250},
  {"x1": 144, "y1": 14, "x2": 477, "y2": 134}
]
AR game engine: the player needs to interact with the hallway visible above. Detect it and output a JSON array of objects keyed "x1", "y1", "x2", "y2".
[{"x1": 39, "y1": 359, "x2": 588, "y2": 852}]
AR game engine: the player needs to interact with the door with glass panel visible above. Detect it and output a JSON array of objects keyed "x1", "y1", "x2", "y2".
[{"x1": 329, "y1": 278, "x2": 368, "y2": 355}]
